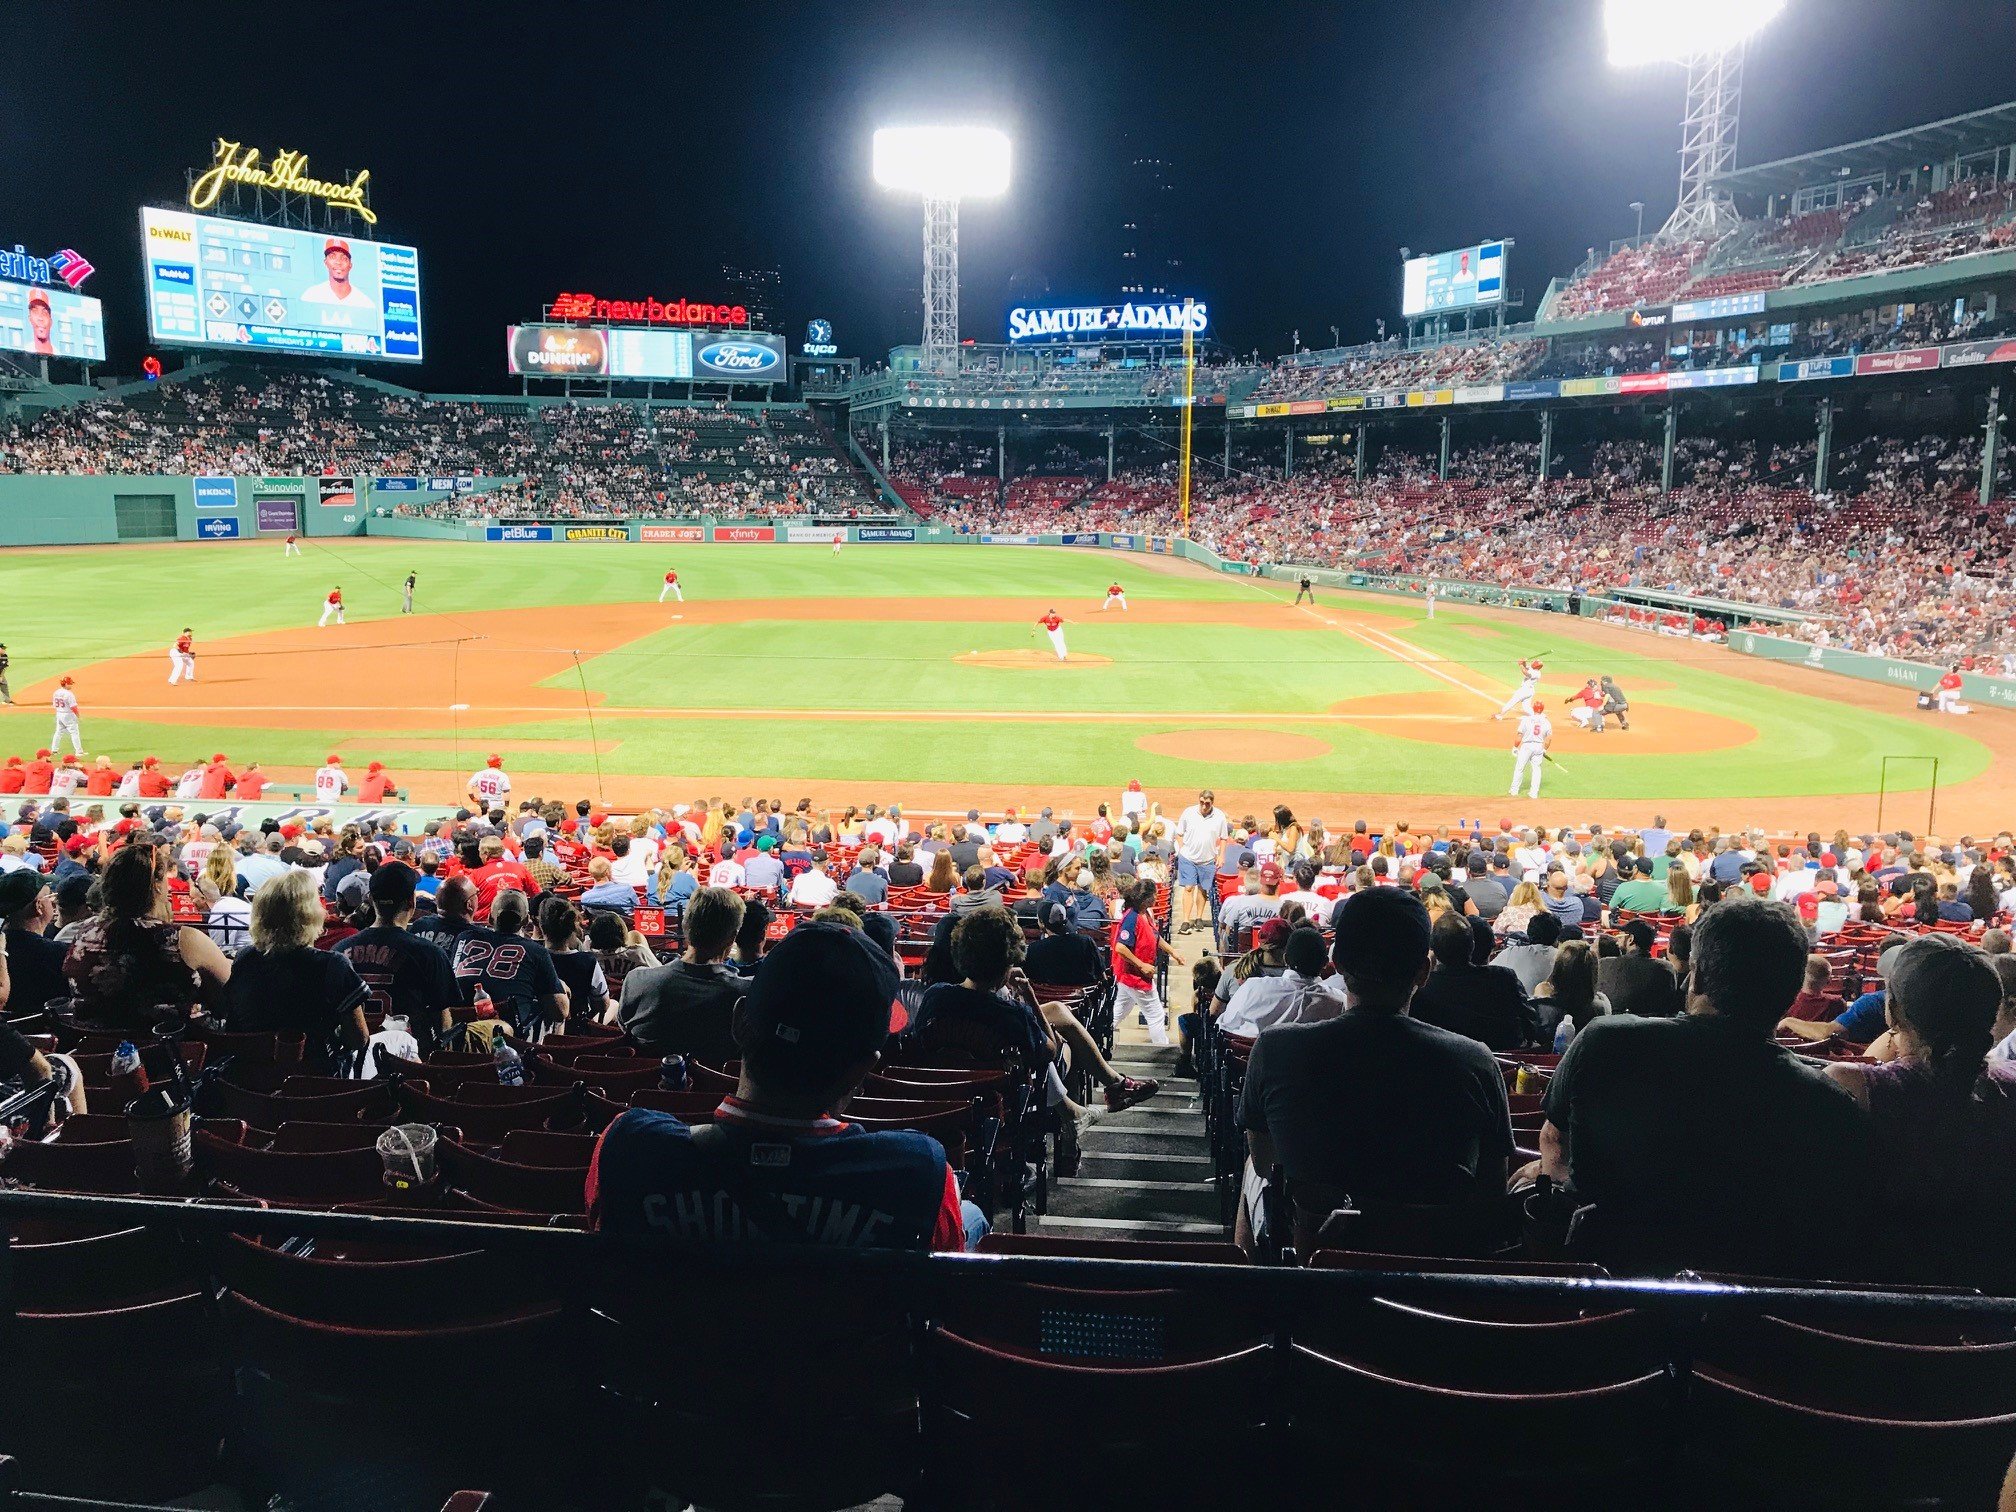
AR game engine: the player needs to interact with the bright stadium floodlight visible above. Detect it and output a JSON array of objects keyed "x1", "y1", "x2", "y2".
[
  {"x1": 1604, "y1": 0, "x2": 1787, "y2": 241},
  {"x1": 874, "y1": 126, "x2": 1011, "y2": 367}
]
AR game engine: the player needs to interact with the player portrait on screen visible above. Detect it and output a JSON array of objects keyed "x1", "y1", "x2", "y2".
[
  {"x1": 26, "y1": 292, "x2": 56, "y2": 355},
  {"x1": 302, "y1": 237, "x2": 368, "y2": 306}
]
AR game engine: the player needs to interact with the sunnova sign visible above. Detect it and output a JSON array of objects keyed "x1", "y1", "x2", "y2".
[{"x1": 1007, "y1": 300, "x2": 1210, "y2": 343}]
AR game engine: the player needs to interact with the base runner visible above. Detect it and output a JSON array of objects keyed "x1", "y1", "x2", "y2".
[
  {"x1": 50, "y1": 676, "x2": 83, "y2": 757},
  {"x1": 1038, "y1": 610, "x2": 1069, "y2": 662},
  {"x1": 1492, "y1": 657, "x2": 1544, "y2": 720},
  {"x1": 1509, "y1": 702, "x2": 1553, "y2": 800},
  {"x1": 319, "y1": 587, "x2": 345, "y2": 627},
  {"x1": 659, "y1": 568, "x2": 683, "y2": 603},
  {"x1": 168, "y1": 627, "x2": 196, "y2": 685},
  {"x1": 1100, "y1": 581, "x2": 1128, "y2": 612}
]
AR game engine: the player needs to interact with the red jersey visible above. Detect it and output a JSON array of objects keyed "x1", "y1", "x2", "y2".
[
  {"x1": 1113, "y1": 907, "x2": 1159, "y2": 990},
  {"x1": 198, "y1": 762, "x2": 235, "y2": 800},
  {"x1": 22, "y1": 758, "x2": 53, "y2": 794},
  {"x1": 327, "y1": 591, "x2": 342, "y2": 605},
  {"x1": 138, "y1": 770, "x2": 171, "y2": 798},
  {"x1": 359, "y1": 771, "x2": 396, "y2": 802},
  {"x1": 85, "y1": 766, "x2": 115, "y2": 797},
  {"x1": 1570, "y1": 686, "x2": 1603, "y2": 709},
  {"x1": 1040, "y1": 613, "x2": 1063, "y2": 632},
  {"x1": 175, "y1": 633, "x2": 193, "y2": 654},
  {"x1": 1939, "y1": 672, "x2": 1963, "y2": 692},
  {"x1": 0, "y1": 765, "x2": 21, "y2": 795},
  {"x1": 467, "y1": 859, "x2": 536, "y2": 917},
  {"x1": 664, "y1": 570, "x2": 677, "y2": 583},
  {"x1": 1108, "y1": 583, "x2": 1122, "y2": 595},
  {"x1": 235, "y1": 770, "x2": 268, "y2": 800}
]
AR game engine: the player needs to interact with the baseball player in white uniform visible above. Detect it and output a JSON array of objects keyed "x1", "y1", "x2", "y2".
[
  {"x1": 49, "y1": 756, "x2": 82, "y2": 799},
  {"x1": 115, "y1": 764, "x2": 142, "y2": 800},
  {"x1": 168, "y1": 628, "x2": 196, "y2": 685},
  {"x1": 318, "y1": 588, "x2": 345, "y2": 627},
  {"x1": 469, "y1": 755, "x2": 512, "y2": 809},
  {"x1": 50, "y1": 677, "x2": 83, "y2": 757},
  {"x1": 1424, "y1": 583, "x2": 1437, "y2": 619},
  {"x1": 1038, "y1": 610, "x2": 1069, "y2": 662},
  {"x1": 1492, "y1": 657, "x2": 1545, "y2": 720},
  {"x1": 1509, "y1": 702, "x2": 1554, "y2": 800},
  {"x1": 315, "y1": 755, "x2": 350, "y2": 803}
]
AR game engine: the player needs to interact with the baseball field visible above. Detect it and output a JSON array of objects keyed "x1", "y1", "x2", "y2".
[{"x1": 0, "y1": 539, "x2": 2007, "y2": 832}]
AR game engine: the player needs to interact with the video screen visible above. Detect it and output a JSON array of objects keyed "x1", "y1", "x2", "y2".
[{"x1": 0, "y1": 278, "x2": 105, "y2": 362}]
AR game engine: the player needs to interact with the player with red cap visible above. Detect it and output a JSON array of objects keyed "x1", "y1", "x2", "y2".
[
  {"x1": 304, "y1": 236, "x2": 361, "y2": 305},
  {"x1": 198, "y1": 752, "x2": 236, "y2": 801},
  {"x1": 359, "y1": 760, "x2": 397, "y2": 804},
  {"x1": 658, "y1": 566, "x2": 683, "y2": 603},
  {"x1": 468, "y1": 754, "x2": 512, "y2": 810},
  {"x1": 50, "y1": 675, "x2": 83, "y2": 757},
  {"x1": 315, "y1": 753, "x2": 350, "y2": 804},
  {"x1": 1509, "y1": 700, "x2": 1554, "y2": 800},
  {"x1": 49, "y1": 753, "x2": 83, "y2": 798},
  {"x1": 137, "y1": 756, "x2": 171, "y2": 799},
  {"x1": 22, "y1": 748, "x2": 54, "y2": 795},
  {"x1": 1493, "y1": 657, "x2": 1545, "y2": 721},
  {"x1": 318, "y1": 586, "x2": 346, "y2": 627}
]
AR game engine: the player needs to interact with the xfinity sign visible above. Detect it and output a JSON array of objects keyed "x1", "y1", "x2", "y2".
[{"x1": 1007, "y1": 300, "x2": 1210, "y2": 343}]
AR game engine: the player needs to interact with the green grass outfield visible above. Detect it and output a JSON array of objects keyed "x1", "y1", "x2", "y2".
[{"x1": 0, "y1": 539, "x2": 1989, "y2": 804}]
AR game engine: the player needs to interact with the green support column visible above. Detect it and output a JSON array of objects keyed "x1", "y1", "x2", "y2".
[
  {"x1": 1814, "y1": 396, "x2": 1833, "y2": 494},
  {"x1": 1284, "y1": 427, "x2": 1294, "y2": 479},
  {"x1": 1538, "y1": 408, "x2": 1553, "y2": 481},
  {"x1": 1107, "y1": 425, "x2": 1116, "y2": 482},
  {"x1": 1356, "y1": 424, "x2": 1368, "y2": 482},
  {"x1": 1660, "y1": 404, "x2": 1678, "y2": 495},
  {"x1": 1983, "y1": 383, "x2": 2004, "y2": 510},
  {"x1": 1439, "y1": 415, "x2": 1451, "y2": 480}
]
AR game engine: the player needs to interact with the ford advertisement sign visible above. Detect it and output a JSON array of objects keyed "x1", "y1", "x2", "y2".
[
  {"x1": 692, "y1": 332, "x2": 786, "y2": 383},
  {"x1": 486, "y1": 525, "x2": 554, "y2": 542},
  {"x1": 195, "y1": 514, "x2": 240, "y2": 539}
]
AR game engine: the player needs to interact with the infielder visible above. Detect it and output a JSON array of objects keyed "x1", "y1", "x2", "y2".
[
  {"x1": 402, "y1": 573, "x2": 416, "y2": 614},
  {"x1": 285, "y1": 533, "x2": 302, "y2": 557},
  {"x1": 168, "y1": 627, "x2": 196, "y2": 685},
  {"x1": 1038, "y1": 610, "x2": 1069, "y2": 662},
  {"x1": 315, "y1": 754, "x2": 350, "y2": 803},
  {"x1": 469, "y1": 754, "x2": 512, "y2": 809},
  {"x1": 319, "y1": 587, "x2": 345, "y2": 627},
  {"x1": 1492, "y1": 657, "x2": 1545, "y2": 720},
  {"x1": 1509, "y1": 701, "x2": 1553, "y2": 800},
  {"x1": 1100, "y1": 581, "x2": 1129, "y2": 612},
  {"x1": 659, "y1": 569, "x2": 683, "y2": 603},
  {"x1": 50, "y1": 676, "x2": 83, "y2": 757}
]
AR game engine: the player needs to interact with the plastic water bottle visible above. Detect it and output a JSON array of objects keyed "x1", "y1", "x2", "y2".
[
  {"x1": 493, "y1": 1036, "x2": 525, "y2": 1087},
  {"x1": 660, "y1": 1055, "x2": 688, "y2": 1092},
  {"x1": 1553, "y1": 1018, "x2": 1573, "y2": 1054}
]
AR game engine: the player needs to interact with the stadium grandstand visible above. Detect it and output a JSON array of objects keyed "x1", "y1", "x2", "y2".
[{"x1": 16, "y1": 14, "x2": 2016, "y2": 1512}]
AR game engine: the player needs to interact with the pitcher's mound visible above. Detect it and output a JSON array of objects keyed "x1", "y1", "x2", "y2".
[{"x1": 955, "y1": 649, "x2": 1113, "y2": 670}]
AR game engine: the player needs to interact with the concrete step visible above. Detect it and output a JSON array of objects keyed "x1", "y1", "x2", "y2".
[
  {"x1": 1035, "y1": 1214, "x2": 1226, "y2": 1239},
  {"x1": 1076, "y1": 1129, "x2": 1210, "y2": 1158},
  {"x1": 1044, "y1": 1179, "x2": 1222, "y2": 1226},
  {"x1": 1073, "y1": 1153, "x2": 1212, "y2": 1182}
]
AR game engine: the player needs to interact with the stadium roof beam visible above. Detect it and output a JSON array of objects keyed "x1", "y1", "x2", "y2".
[
  {"x1": 1709, "y1": 98, "x2": 2016, "y2": 201},
  {"x1": 874, "y1": 127, "x2": 1011, "y2": 372},
  {"x1": 1604, "y1": 0, "x2": 1786, "y2": 242}
]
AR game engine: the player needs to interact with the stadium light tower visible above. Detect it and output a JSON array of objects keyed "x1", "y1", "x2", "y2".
[
  {"x1": 1604, "y1": 0, "x2": 1787, "y2": 242},
  {"x1": 873, "y1": 126, "x2": 1011, "y2": 369}
]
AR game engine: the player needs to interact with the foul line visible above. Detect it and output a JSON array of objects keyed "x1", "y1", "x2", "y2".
[
  {"x1": 1249, "y1": 581, "x2": 1513, "y2": 709},
  {"x1": 68, "y1": 702, "x2": 1474, "y2": 726}
]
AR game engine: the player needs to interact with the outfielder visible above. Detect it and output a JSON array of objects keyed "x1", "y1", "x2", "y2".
[
  {"x1": 1509, "y1": 702, "x2": 1553, "y2": 800},
  {"x1": 659, "y1": 568, "x2": 683, "y2": 603},
  {"x1": 168, "y1": 627, "x2": 196, "y2": 685},
  {"x1": 1424, "y1": 583, "x2": 1437, "y2": 619},
  {"x1": 1038, "y1": 610, "x2": 1069, "y2": 662},
  {"x1": 50, "y1": 676, "x2": 83, "y2": 757},
  {"x1": 319, "y1": 587, "x2": 345, "y2": 627},
  {"x1": 1101, "y1": 581, "x2": 1129, "y2": 612},
  {"x1": 1492, "y1": 657, "x2": 1545, "y2": 720},
  {"x1": 402, "y1": 573, "x2": 416, "y2": 614},
  {"x1": 284, "y1": 533, "x2": 302, "y2": 557}
]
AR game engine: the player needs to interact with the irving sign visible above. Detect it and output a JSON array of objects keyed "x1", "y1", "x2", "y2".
[{"x1": 189, "y1": 140, "x2": 376, "y2": 226}]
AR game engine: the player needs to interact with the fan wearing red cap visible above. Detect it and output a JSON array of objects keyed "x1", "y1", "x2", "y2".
[
  {"x1": 1510, "y1": 700, "x2": 1554, "y2": 801},
  {"x1": 303, "y1": 236, "x2": 361, "y2": 305},
  {"x1": 588, "y1": 920, "x2": 980, "y2": 1251},
  {"x1": 315, "y1": 754, "x2": 351, "y2": 804},
  {"x1": 198, "y1": 752, "x2": 237, "y2": 802},
  {"x1": 359, "y1": 760, "x2": 397, "y2": 804},
  {"x1": 468, "y1": 754, "x2": 512, "y2": 811},
  {"x1": 22, "y1": 748, "x2": 54, "y2": 796},
  {"x1": 50, "y1": 676, "x2": 83, "y2": 759}
]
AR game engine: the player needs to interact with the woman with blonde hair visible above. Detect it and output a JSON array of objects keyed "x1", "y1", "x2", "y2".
[
  {"x1": 200, "y1": 847, "x2": 252, "y2": 949},
  {"x1": 1494, "y1": 879, "x2": 1546, "y2": 938},
  {"x1": 1666, "y1": 864, "x2": 1697, "y2": 922},
  {"x1": 222, "y1": 869, "x2": 369, "y2": 1072}
]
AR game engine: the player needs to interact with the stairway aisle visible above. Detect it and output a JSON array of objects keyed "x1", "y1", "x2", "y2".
[{"x1": 1037, "y1": 1039, "x2": 1225, "y2": 1241}]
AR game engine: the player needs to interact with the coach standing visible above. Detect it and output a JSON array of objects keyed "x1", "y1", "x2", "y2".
[
  {"x1": 0, "y1": 642, "x2": 11, "y2": 705},
  {"x1": 1173, "y1": 789, "x2": 1230, "y2": 936}
]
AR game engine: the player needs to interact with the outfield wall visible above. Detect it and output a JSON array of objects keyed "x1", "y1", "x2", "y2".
[{"x1": 0, "y1": 475, "x2": 512, "y2": 546}]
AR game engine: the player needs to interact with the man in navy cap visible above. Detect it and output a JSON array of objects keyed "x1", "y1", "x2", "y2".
[
  {"x1": 1235, "y1": 886, "x2": 1513, "y2": 1253},
  {"x1": 590, "y1": 921, "x2": 983, "y2": 1250}
]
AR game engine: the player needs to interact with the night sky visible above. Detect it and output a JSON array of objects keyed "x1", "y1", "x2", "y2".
[{"x1": 4, "y1": 0, "x2": 2013, "y2": 391}]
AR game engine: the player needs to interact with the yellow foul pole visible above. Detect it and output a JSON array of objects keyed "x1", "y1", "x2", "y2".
[{"x1": 1179, "y1": 300, "x2": 1196, "y2": 538}]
